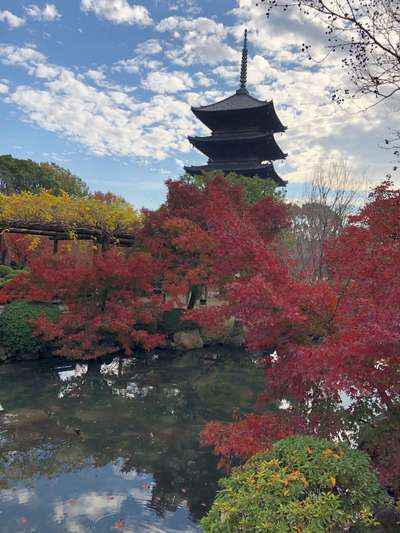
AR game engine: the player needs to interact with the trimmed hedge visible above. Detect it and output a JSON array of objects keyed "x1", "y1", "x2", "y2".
[{"x1": 0, "y1": 300, "x2": 60, "y2": 358}]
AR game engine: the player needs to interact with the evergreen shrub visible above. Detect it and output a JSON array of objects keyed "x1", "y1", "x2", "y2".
[
  {"x1": 159, "y1": 308, "x2": 198, "y2": 336},
  {"x1": 201, "y1": 435, "x2": 387, "y2": 533},
  {"x1": 0, "y1": 300, "x2": 60, "y2": 357}
]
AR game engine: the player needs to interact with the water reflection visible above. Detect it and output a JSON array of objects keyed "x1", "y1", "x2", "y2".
[{"x1": 0, "y1": 349, "x2": 264, "y2": 532}]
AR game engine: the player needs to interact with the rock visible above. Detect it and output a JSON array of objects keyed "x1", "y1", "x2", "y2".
[
  {"x1": 3, "y1": 408, "x2": 49, "y2": 426},
  {"x1": 17, "y1": 352, "x2": 41, "y2": 361},
  {"x1": 173, "y1": 330, "x2": 204, "y2": 351},
  {"x1": 222, "y1": 320, "x2": 245, "y2": 348},
  {"x1": 204, "y1": 351, "x2": 221, "y2": 361},
  {"x1": 0, "y1": 345, "x2": 12, "y2": 364},
  {"x1": 223, "y1": 335, "x2": 245, "y2": 348}
]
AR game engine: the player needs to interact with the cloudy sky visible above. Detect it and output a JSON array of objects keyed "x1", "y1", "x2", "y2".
[{"x1": 0, "y1": 0, "x2": 398, "y2": 208}]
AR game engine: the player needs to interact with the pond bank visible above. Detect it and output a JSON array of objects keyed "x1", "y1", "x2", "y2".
[{"x1": 0, "y1": 301, "x2": 246, "y2": 365}]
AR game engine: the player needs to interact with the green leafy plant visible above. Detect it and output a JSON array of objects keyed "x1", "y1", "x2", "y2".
[
  {"x1": 0, "y1": 266, "x2": 26, "y2": 288},
  {"x1": 183, "y1": 171, "x2": 284, "y2": 204},
  {"x1": 159, "y1": 308, "x2": 198, "y2": 337},
  {"x1": 201, "y1": 435, "x2": 387, "y2": 533},
  {"x1": 0, "y1": 300, "x2": 60, "y2": 357},
  {"x1": 0, "y1": 265, "x2": 14, "y2": 278}
]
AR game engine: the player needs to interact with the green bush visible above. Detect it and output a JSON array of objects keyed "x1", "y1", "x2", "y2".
[
  {"x1": 159, "y1": 308, "x2": 198, "y2": 336},
  {"x1": 0, "y1": 266, "x2": 26, "y2": 288},
  {"x1": 0, "y1": 265, "x2": 14, "y2": 278},
  {"x1": 201, "y1": 435, "x2": 387, "y2": 533},
  {"x1": 0, "y1": 300, "x2": 60, "y2": 357}
]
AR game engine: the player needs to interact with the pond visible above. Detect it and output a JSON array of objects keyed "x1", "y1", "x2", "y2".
[{"x1": 0, "y1": 349, "x2": 265, "y2": 532}]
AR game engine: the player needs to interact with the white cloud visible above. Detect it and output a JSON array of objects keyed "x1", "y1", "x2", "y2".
[
  {"x1": 24, "y1": 4, "x2": 61, "y2": 22},
  {"x1": 167, "y1": 0, "x2": 201, "y2": 16},
  {"x1": 0, "y1": 10, "x2": 25, "y2": 29},
  {"x1": 80, "y1": 0, "x2": 153, "y2": 26},
  {"x1": 0, "y1": 45, "x2": 197, "y2": 160},
  {"x1": 0, "y1": 82, "x2": 9, "y2": 94},
  {"x1": 0, "y1": 45, "x2": 48, "y2": 69},
  {"x1": 113, "y1": 57, "x2": 162, "y2": 75},
  {"x1": 156, "y1": 16, "x2": 238, "y2": 66},
  {"x1": 135, "y1": 39, "x2": 162, "y2": 56},
  {"x1": 141, "y1": 70, "x2": 193, "y2": 93},
  {"x1": 194, "y1": 72, "x2": 215, "y2": 88}
]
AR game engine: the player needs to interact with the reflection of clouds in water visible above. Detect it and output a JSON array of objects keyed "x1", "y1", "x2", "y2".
[
  {"x1": 57, "y1": 364, "x2": 88, "y2": 398},
  {"x1": 0, "y1": 487, "x2": 35, "y2": 504},
  {"x1": 108, "y1": 380, "x2": 155, "y2": 399},
  {"x1": 54, "y1": 492, "x2": 126, "y2": 533},
  {"x1": 279, "y1": 399, "x2": 291, "y2": 410},
  {"x1": 58, "y1": 364, "x2": 88, "y2": 382},
  {"x1": 129, "y1": 485, "x2": 155, "y2": 504},
  {"x1": 101, "y1": 358, "x2": 136, "y2": 376},
  {"x1": 111, "y1": 462, "x2": 139, "y2": 481}
]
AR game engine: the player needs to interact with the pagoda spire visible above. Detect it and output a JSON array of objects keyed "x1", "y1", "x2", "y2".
[{"x1": 237, "y1": 29, "x2": 248, "y2": 95}]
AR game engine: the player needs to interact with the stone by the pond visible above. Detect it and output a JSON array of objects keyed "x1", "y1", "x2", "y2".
[
  {"x1": 0, "y1": 345, "x2": 12, "y2": 363},
  {"x1": 1, "y1": 408, "x2": 49, "y2": 426},
  {"x1": 222, "y1": 319, "x2": 245, "y2": 348},
  {"x1": 223, "y1": 334, "x2": 245, "y2": 348},
  {"x1": 18, "y1": 351, "x2": 41, "y2": 361},
  {"x1": 173, "y1": 330, "x2": 204, "y2": 351}
]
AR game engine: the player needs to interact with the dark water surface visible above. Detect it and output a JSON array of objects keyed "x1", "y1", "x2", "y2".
[{"x1": 0, "y1": 349, "x2": 264, "y2": 532}]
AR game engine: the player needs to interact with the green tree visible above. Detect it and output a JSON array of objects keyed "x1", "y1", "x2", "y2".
[
  {"x1": 183, "y1": 171, "x2": 284, "y2": 204},
  {"x1": 0, "y1": 155, "x2": 89, "y2": 196},
  {"x1": 201, "y1": 436, "x2": 387, "y2": 533}
]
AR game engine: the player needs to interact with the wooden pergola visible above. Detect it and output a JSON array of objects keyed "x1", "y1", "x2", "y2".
[{"x1": 0, "y1": 222, "x2": 136, "y2": 253}]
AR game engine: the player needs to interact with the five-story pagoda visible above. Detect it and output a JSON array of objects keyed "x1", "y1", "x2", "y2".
[{"x1": 185, "y1": 30, "x2": 287, "y2": 186}]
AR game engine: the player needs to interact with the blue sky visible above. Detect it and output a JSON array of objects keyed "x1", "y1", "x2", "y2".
[{"x1": 0, "y1": 0, "x2": 398, "y2": 208}]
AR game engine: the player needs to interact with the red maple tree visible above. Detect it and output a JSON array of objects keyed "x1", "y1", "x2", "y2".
[
  {"x1": 0, "y1": 248, "x2": 166, "y2": 359},
  {"x1": 192, "y1": 180, "x2": 400, "y2": 495}
]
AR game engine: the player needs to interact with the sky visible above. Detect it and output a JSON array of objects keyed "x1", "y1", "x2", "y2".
[{"x1": 0, "y1": 0, "x2": 399, "y2": 209}]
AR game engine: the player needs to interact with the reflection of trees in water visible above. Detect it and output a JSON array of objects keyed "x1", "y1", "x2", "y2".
[{"x1": 0, "y1": 350, "x2": 264, "y2": 520}]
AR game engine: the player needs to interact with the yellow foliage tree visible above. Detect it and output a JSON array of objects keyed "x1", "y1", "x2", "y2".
[{"x1": 0, "y1": 192, "x2": 141, "y2": 240}]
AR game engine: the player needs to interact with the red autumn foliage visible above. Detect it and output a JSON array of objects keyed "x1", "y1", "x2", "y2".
[
  {"x1": 0, "y1": 248, "x2": 166, "y2": 359},
  {"x1": 200, "y1": 413, "x2": 306, "y2": 469},
  {"x1": 140, "y1": 176, "x2": 290, "y2": 303},
  {"x1": 0, "y1": 233, "x2": 51, "y2": 267},
  {"x1": 193, "y1": 180, "x2": 400, "y2": 494}
]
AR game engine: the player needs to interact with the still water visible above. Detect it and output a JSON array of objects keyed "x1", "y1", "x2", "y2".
[{"x1": 0, "y1": 349, "x2": 264, "y2": 532}]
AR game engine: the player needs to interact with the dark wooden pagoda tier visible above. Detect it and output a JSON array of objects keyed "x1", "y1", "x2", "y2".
[
  {"x1": 188, "y1": 132, "x2": 286, "y2": 162},
  {"x1": 186, "y1": 162, "x2": 285, "y2": 185},
  {"x1": 191, "y1": 94, "x2": 286, "y2": 133},
  {"x1": 185, "y1": 30, "x2": 287, "y2": 187}
]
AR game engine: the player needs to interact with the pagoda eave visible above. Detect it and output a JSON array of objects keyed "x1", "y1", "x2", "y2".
[
  {"x1": 184, "y1": 163, "x2": 287, "y2": 187},
  {"x1": 188, "y1": 134, "x2": 287, "y2": 162},
  {"x1": 192, "y1": 100, "x2": 286, "y2": 134}
]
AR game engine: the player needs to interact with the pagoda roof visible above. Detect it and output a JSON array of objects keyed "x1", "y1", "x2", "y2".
[
  {"x1": 188, "y1": 132, "x2": 287, "y2": 161},
  {"x1": 192, "y1": 92, "x2": 272, "y2": 113},
  {"x1": 189, "y1": 131, "x2": 282, "y2": 143},
  {"x1": 192, "y1": 98, "x2": 286, "y2": 134}
]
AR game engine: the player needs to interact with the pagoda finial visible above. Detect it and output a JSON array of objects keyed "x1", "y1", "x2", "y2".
[{"x1": 237, "y1": 29, "x2": 248, "y2": 95}]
